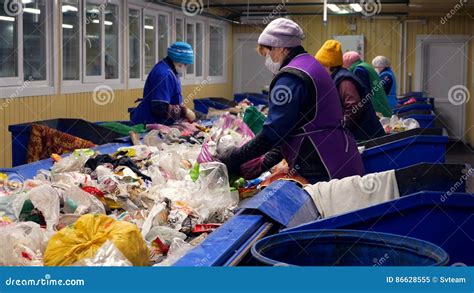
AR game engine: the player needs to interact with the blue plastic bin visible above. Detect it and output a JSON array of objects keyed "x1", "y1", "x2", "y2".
[
  {"x1": 393, "y1": 102, "x2": 432, "y2": 114},
  {"x1": 8, "y1": 119, "x2": 125, "y2": 167},
  {"x1": 252, "y1": 229, "x2": 449, "y2": 266},
  {"x1": 361, "y1": 129, "x2": 448, "y2": 173},
  {"x1": 284, "y1": 191, "x2": 474, "y2": 265},
  {"x1": 193, "y1": 97, "x2": 236, "y2": 114},
  {"x1": 234, "y1": 93, "x2": 269, "y2": 106},
  {"x1": 408, "y1": 114, "x2": 435, "y2": 128}
]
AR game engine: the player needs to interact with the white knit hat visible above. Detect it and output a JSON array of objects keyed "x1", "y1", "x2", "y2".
[{"x1": 258, "y1": 18, "x2": 305, "y2": 48}]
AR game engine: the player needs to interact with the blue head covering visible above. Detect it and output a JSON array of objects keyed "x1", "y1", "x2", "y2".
[{"x1": 167, "y1": 42, "x2": 194, "y2": 65}]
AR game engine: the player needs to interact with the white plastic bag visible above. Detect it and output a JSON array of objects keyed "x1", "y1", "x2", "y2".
[
  {"x1": 51, "y1": 150, "x2": 93, "y2": 173},
  {"x1": 72, "y1": 240, "x2": 132, "y2": 267},
  {"x1": 14, "y1": 185, "x2": 61, "y2": 231},
  {"x1": 63, "y1": 186, "x2": 106, "y2": 215},
  {"x1": 0, "y1": 222, "x2": 50, "y2": 266},
  {"x1": 154, "y1": 238, "x2": 194, "y2": 266}
]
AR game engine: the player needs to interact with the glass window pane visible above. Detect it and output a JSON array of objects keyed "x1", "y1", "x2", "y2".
[
  {"x1": 23, "y1": 0, "x2": 47, "y2": 81},
  {"x1": 186, "y1": 23, "x2": 194, "y2": 75},
  {"x1": 195, "y1": 23, "x2": 203, "y2": 77},
  {"x1": 105, "y1": 4, "x2": 118, "y2": 79},
  {"x1": 175, "y1": 18, "x2": 183, "y2": 42},
  {"x1": 209, "y1": 25, "x2": 224, "y2": 76},
  {"x1": 144, "y1": 16, "x2": 156, "y2": 75},
  {"x1": 158, "y1": 14, "x2": 168, "y2": 60},
  {"x1": 85, "y1": 3, "x2": 102, "y2": 76},
  {"x1": 0, "y1": 0, "x2": 18, "y2": 78},
  {"x1": 129, "y1": 9, "x2": 140, "y2": 79},
  {"x1": 62, "y1": 0, "x2": 80, "y2": 80}
]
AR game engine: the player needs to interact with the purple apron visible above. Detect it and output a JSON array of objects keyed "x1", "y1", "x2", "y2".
[{"x1": 277, "y1": 53, "x2": 364, "y2": 179}]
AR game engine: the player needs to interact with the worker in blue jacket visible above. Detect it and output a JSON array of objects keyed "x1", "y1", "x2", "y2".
[
  {"x1": 130, "y1": 42, "x2": 196, "y2": 125},
  {"x1": 372, "y1": 55, "x2": 398, "y2": 108}
]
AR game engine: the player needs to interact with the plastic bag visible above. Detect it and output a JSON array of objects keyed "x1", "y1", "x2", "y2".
[
  {"x1": 44, "y1": 214, "x2": 149, "y2": 266},
  {"x1": 14, "y1": 185, "x2": 61, "y2": 231},
  {"x1": 51, "y1": 149, "x2": 94, "y2": 173},
  {"x1": 141, "y1": 202, "x2": 168, "y2": 238},
  {"x1": 198, "y1": 114, "x2": 254, "y2": 163},
  {"x1": 72, "y1": 240, "x2": 132, "y2": 267},
  {"x1": 143, "y1": 130, "x2": 164, "y2": 148},
  {"x1": 145, "y1": 226, "x2": 186, "y2": 245},
  {"x1": 154, "y1": 238, "x2": 194, "y2": 266},
  {"x1": 0, "y1": 222, "x2": 50, "y2": 266},
  {"x1": 63, "y1": 186, "x2": 106, "y2": 215},
  {"x1": 380, "y1": 115, "x2": 420, "y2": 134}
]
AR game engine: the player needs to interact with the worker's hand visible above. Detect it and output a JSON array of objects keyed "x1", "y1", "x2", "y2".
[
  {"x1": 185, "y1": 108, "x2": 196, "y2": 122},
  {"x1": 215, "y1": 146, "x2": 241, "y2": 175}
]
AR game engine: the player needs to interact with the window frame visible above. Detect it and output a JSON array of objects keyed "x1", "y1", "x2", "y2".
[
  {"x1": 127, "y1": 3, "x2": 144, "y2": 89},
  {"x1": 0, "y1": 0, "x2": 56, "y2": 98},
  {"x1": 157, "y1": 11, "x2": 171, "y2": 61},
  {"x1": 181, "y1": 18, "x2": 206, "y2": 85},
  {"x1": 142, "y1": 12, "x2": 157, "y2": 80}
]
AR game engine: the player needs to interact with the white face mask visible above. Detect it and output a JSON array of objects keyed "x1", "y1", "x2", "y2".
[
  {"x1": 265, "y1": 54, "x2": 281, "y2": 75},
  {"x1": 175, "y1": 63, "x2": 186, "y2": 76}
]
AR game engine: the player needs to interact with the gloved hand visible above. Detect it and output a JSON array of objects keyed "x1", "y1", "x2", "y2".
[
  {"x1": 240, "y1": 156, "x2": 265, "y2": 180},
  {"x1": 185, "y1": 108, "x2": 196, "y2": 122},
  {"x1": 215, "y1": 146, "x2": 241, "y2": 175}
]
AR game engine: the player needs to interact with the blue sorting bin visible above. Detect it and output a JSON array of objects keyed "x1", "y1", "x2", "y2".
[
  {"x1": 361, "y1": 128, "x2": 448, "y2": 173},
  {"x1": 9, "y1": 119, "x2": 126, "y2": 167},
  {"x1": 284, "y1": 191, "x2": 473, "y2": 265},
  {"x1": 193, "y1": 97, "x2": 237, "y2": 114},
  {"x1": 393, "y1": 102, "x2": 432, "y2": 114},
  {"x1": 252, "y1": 229, "x2": 449, "y2": 266},
  {"x1": 234, "y1": 93, "x2": 269, "y2": 106},
  {"x1": 408, "y1": 114, "x2": 435, "y2": 128}
]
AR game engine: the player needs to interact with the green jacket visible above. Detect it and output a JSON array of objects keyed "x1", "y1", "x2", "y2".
[{"x1": 349, "y1": 60, "x2": 393, "y2": 117}]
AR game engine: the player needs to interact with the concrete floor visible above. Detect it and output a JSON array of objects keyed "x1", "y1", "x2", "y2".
[{"x1": 445, "y1": 141, "x2": 474, "y2": 166}]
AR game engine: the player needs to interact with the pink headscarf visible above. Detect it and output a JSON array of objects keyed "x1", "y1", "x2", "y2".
[{"x1": 343, "y1": 51, "x2": 361, "y2": 68}]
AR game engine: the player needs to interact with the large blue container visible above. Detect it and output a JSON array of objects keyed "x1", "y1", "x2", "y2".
[
  {"x1": 234, "y1": 93, "x2": 268, "y2": 106},
  {"x1": 252, "y1": 229, "x2": 449, "y2": 266},
  {"x1": 284, "y1": 192, "x2": 474, "y2": 265},
  {"x1": 193, "y1": 97, "x2": 236, "y2": 114},
  {"x1": 408, "y1": 114, "x2": 435, "y2": 128},
  {"x1": 361, "y1": 129, "x2": 448, "y2": 173},
  {"x1": 393, "y1": 102, "x2": 432, "y2": 114},
  {"x1": 8, "y1": 119, "x2": 125, "y2": 167}
]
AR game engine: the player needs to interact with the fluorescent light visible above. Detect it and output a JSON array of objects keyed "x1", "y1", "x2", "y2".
[
  {"x1": 62, "y1": 5, "x2": 78, "y2": 13},
  {"x1": 0, "y1": 16, "x2": 15, "y2": 22},
  {"x1": 327, "y1": 4, "x2": 340, "y2": 12},
  {"x1": 62, "y1": 24, "x2": 73, "y2": 29},
  {"x1": 338, "y1": 9, "x2": 350, "y2": 14},
  {"x1": 23, "y1": 8, "x2": 41, "y2": 14},
  {"x1": 350, "y1": 3, "x2": 363, "y2": 12},
  {"x1": 88, "y1": 8, "x2": 100, "y2": 14},
  {"x1": 21, "y1": 0, "x2": 34, "y2": 4},
  {"x1": 104, "y1": 20, "x2": 113, "y2": 26},
  {"x1": 92, "y1": 19, "x2": 99, "y2": 23},
  {"x1": 144, "y1": 25, "x2": 154, "y2": 30}
]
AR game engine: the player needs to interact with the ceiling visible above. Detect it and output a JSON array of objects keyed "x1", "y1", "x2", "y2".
[{"x1": 158, "y1": 0, "x2": 474, "y2": 21}]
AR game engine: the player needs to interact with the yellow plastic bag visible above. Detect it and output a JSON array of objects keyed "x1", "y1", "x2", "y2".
[{"x1": 44, "y1": 214, "x2": 149, "y2": 266}]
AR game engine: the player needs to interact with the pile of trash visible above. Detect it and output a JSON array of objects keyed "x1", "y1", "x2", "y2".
[
  {"x1": 380, "y1": 115, "x2": 420, "y2": 134},
  {"x1": 0, "y1": 118, "x2": 251, "y2": 267}
]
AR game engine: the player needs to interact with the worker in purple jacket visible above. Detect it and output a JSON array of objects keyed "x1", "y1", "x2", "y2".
[{"x1": 217, "y1": 18, "x2": 364, "y2": 184}]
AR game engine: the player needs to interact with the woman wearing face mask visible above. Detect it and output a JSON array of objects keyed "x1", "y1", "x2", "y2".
[
  {"x1": 217, "y1": 18, "x2": 364, "y2": 184},
  {"x1": 372, "y1": 56, "x2": 398, "y2": 108},
  {"x1": 130, "y1": 42, "x2": 196, "y2": 125}
]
